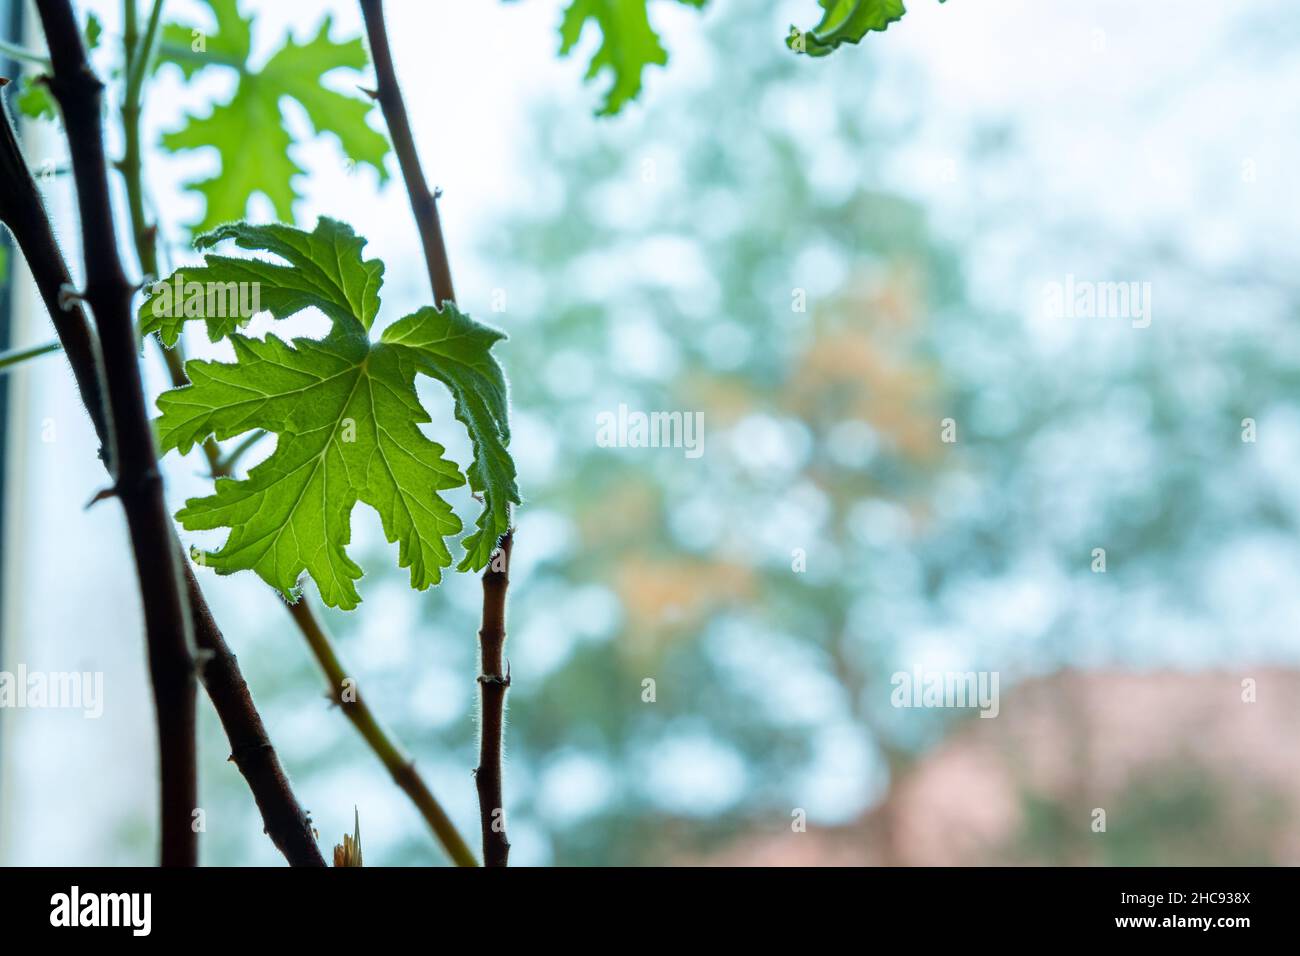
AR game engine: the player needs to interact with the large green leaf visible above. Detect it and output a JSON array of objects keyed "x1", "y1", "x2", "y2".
[
  {"x1": 145, "y1": 219, "x2": 517, "y2": 607},
  {"x1": 157, "y1": 0, "x2": 390, "y2": 232}
]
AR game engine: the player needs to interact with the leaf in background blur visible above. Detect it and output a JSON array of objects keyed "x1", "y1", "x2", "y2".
[
  {"x1": 558, "y1": 0, "x2": 707, "y2": 116},
  {"x1": 156, "y1": 0, "x2": 390, "y2": 232},
  {"x1": 83, "y1": 10, "x2": 103, "y2": 50},
  {"x1": 13, "y1": 11, "x2": 102, "y2": 120},
  {"x1": 14, "y1": 81, "x2": 55, "y2": 120}
]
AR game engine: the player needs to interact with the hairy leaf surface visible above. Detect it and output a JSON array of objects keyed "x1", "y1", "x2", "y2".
[{"x1": 147, "y1": 219, "x2": 517, "y2": 607}]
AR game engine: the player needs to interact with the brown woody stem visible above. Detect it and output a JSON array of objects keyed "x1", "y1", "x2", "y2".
[
  {"x1": 287, "y1": 597, "x2": 477, "y2": 867},
  {"x1": 358, "y1": 0, "x2": 455, "y2": 306},
  {"x1": 359, "y1": 0, "x2": 515, "y2": 866},
  {"x1": 0, "y1": 62, "x2": 325, "y2": 868},
  {"x1": 475, "y1": 532, "x2": 513, "y2": 867},
  {"x1": 36, "y1": 0, "x2": 198, "y2": 866}
]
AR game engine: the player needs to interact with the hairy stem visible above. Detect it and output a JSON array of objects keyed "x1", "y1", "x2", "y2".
[
  {"x1": 0, "y1": 85, "x2": 325, "y2": 868},
  {"x1": 121, "y1": 0, "x2": 165, "y2": 282},
  {"x1": 118, "y1": 0, "x2": 225, "y2": 481},
  {"x1": 359, "y1": 0, "x2": 514, "y2": 866},
  {"x1": 0, "y1": 108, "x2": 109, "y2": 448},
  {"x1": 286, "y1": 597, "x2": 477, "y2": 867},
  {"x1": 475, "y1": 532, "x2": 513, "y2": 866},
  {"x1": 358, "y1": 0, "x2": 455, "y2": 306},
  {"x1": 187, "y1": 569, "x2": 325, "y2": 865},
  {"x1": 0, "y1": 339, "x2": 62, "y2": 372},
  {"x1": 36, "y1": 0, "x2": 197, "y2": 866}
]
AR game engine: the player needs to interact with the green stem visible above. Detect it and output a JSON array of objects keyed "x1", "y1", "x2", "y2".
[
  {"x1": 121, "y1": 0, "x2": 165, "y2": 282},
  {"x1": 0, "y1": 339, "x2": 62, "y2": 372},
  {"x1": 119, "y1": 0, "x2": 222, "y2": 472},
  {"x1": 0, "y1": 37, "x2": 51, "y2": 68},
  {"x1": 125, "y1": 0, "x2": 166, "y2": 103},
  {"x1": 287, "y1": 597, "x2": 478, "y2": 867}
]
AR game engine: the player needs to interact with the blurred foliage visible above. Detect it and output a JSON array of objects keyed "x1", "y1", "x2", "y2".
[
  {"x1": 154, "y1": 0, "x2": 389, "y2": 232},
  {"x1": 12, "y1": 10, "x2": 101, "y2": 120},
  {"x1": 470, "y1": 5, "x2": 969, "y2": 865},
  {"x1": 152, "y1": 0, "x2": 1300, "y2": 865}
]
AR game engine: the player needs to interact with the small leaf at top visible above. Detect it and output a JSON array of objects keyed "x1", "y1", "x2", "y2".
[
  {"x1": 155, "y1": 0, "x2": 390, "y2": 232},
  {"x1": 559, "y1": 0, "x2": 708, "y2": 117}
]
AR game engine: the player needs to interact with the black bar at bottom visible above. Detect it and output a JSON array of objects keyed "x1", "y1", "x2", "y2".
[{"x1": 0, "y1": 865, "x2": 1286, "y2": 940}]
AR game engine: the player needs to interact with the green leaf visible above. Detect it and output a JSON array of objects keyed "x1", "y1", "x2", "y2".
[
  {"x1": 15, "y1": 80, "x2": 56, "y2": 120},
  {"x1": 11, "y1": 12, "x2": 101, "y2": 120},
  {"x1": 148, "y1": 219, "x2": 517, "y2": 607},
  {"x1": 383, "y1": 309, "x2": 517, "y2": 571},
  {"x1": 788, "y1": 0, "x2": 944, "y2": 57},
  {"x1": 156, "y1": 0, "x2": 390, "y2": 233},
  {"x1": 140, "y1": 218, "x2": 383, "y2": 346},
  {"x1": 84, "y1": 11, "x2": 103, "y2": 51},
  {"x1": 558, "y1": 0, "x2": 707, "y2": 116}
]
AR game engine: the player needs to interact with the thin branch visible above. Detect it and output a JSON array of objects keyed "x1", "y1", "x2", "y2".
[
  {"x1": 0, "y1": 96, "x2": 325, "y2": 868},
  {"x1": 0, "y1": 338, "x2": 61, "y2": 372},
  {"x1": 359, "y1": 0, "x2": 455, "y2": 306},
  {"x1": 187, "y1": 570, "x2": 327, "y2": 865},
  {"x1": 37, "y1": 0, "x2": 197, "y2": 866},
  {"x1": 0, "y1": 36, "x2": 50, "y2": 67},
  {"x1": 121, "y1": 0, "x2": 163, "y2": 282},
  {"x1": 36, "y1": 0, "x2": 198, "y2": 865},
  {"x1": 359, "y1": 0, "x2": 514, "y2": 866},
  {"x1": 118, "y1": 0, "x2": 225, "y2": 474},
  {"x1": 0, "y1": 99, "x2": 109, "y2": 447},
  {"x1": 124, "y1": 0, "x2": 165, "y2": 104},
  {"x1": 286, "y1": 597, "x2": 478, "y2": 867},
  {"x1": 475, "y1": 532, "x2": 513, "y2": 867}
]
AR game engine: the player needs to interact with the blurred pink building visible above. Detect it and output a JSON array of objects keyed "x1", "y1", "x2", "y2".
[{"x1": 704, "y1": 669, "x2": 1300, "y2": 866}]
